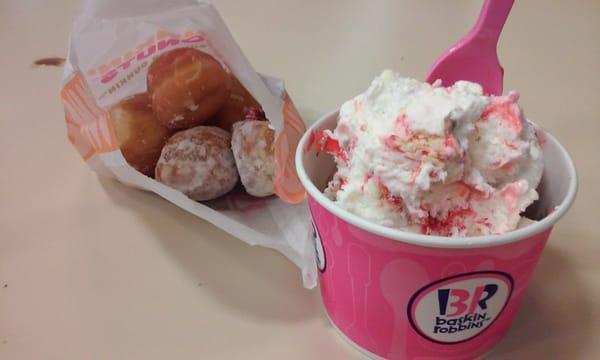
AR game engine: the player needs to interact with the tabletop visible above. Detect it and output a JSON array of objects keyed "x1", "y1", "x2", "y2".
[{"x1": 1, "y1": 0, "x2": 598, "y2": 359}]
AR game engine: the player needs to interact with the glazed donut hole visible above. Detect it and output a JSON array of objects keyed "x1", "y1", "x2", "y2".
[
  {"x1": 147, "y1": 47, "x2": 232, "y2": 130},
  {"x1": 110, "y1": 92, "x2": 172, "y2": 177},
  {"x1": 211, "y1": 76, "x2": 262, "y2": 131}
]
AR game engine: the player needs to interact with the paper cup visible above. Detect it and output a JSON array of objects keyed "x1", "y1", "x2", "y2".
[{"x1": 295, "y1": 110, "x2": 577, "y2": 359}]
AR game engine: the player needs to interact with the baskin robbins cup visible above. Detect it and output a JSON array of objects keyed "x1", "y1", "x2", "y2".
[{"x1": 295, "y1": 110, "x2": 577, "y2": 360}]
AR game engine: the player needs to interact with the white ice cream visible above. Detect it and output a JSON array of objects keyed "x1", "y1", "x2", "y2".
[{"x1": 319, "y1": 70, "x2": 543, "y2": 236}]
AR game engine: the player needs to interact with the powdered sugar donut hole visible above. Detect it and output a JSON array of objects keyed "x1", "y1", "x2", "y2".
[
  {"x1": 156, "y1": 126, "x2": 238, "y2": 201},
  {"x1": 231, "y1": 120, "x2": 275, "y2": 197}
]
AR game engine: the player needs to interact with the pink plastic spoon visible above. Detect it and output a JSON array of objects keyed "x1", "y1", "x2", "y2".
[{"x1": 425, "y1": 0, "x2": 514, "y2": 95}]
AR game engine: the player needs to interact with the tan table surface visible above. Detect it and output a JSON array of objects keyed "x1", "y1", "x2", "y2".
[{"x1": 1, "y1": 1, "x2": 598, "y2": 359}]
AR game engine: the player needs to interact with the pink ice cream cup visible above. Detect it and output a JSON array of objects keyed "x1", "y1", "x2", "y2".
[{"x1": 295, "y1": 110, "x2": 577, "y2": 360}]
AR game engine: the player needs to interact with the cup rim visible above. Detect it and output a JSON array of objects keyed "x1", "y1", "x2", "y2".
[{"x1": 295, "y1": 109, "x2": 578, "y2": 249}]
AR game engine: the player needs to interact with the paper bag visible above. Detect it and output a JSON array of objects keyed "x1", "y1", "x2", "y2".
[{"x1": 60, "y1": 0, "x2": 317, "y2": 288}]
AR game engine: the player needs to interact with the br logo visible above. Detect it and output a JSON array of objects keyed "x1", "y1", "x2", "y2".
[
  {"x1": 437, "y1": 284, "x2": 499, "y2": 317},
  {"x1": 407, "y1": 271, "x2": 513, "y2": 344}
]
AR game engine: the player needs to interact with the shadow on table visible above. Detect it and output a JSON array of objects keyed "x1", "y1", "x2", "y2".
[
  {"x1": 99, "y1": 174, "x2": 594, "y2": 358},
  {"x1": 489, "y1": 236, "x2": 594, "y2": 359},
  {"x1": 98, "y1": 177, "x2": 323, "y2": 324}
]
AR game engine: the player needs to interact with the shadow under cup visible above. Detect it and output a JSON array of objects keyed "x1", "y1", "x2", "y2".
[{"x1": 295, "y1": 111, "x2": 577, "y2": 360}]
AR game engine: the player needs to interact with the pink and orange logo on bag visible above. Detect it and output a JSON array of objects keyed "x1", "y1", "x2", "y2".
[
  {"x1": 87, "y1": 30, "x2": 207, "y2": 85},
  {"x1": 61, "y1": 74, "x2": 117, "y2": 160}
]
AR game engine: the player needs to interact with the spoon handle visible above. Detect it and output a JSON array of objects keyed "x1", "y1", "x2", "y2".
[{"x1": 472, "y1": 0, "x2": 514, "y2": 45}]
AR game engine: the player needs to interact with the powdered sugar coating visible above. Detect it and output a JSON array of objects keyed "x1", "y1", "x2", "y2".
[
  {"x1": 321, "y1": 70, "x2": 543, "y2": 237},
  {"x1": 231, "y1": 120, "x2": 275, "y2": 197},
  {"x1": 156, "y1": 126, "x2": 238, "y2": 201}
]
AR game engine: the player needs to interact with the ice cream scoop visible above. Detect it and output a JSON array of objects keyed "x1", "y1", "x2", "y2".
[{"x1": 316, "y1": 71, "x2": 543, "y2": 237}]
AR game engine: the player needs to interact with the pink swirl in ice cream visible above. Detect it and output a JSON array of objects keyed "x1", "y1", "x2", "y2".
[{"x1": 319, "y1": 70, "x2": 543, "y2": 236}]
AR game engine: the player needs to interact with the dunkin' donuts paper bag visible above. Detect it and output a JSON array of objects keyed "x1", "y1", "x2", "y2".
[{"x1": 60, "y1": 0, "x2": 317, "y2": 287}]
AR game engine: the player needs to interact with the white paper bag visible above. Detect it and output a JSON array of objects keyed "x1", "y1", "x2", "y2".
[{"x1": 60, "y1": 0, "x2": 317, "y2": 288}]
